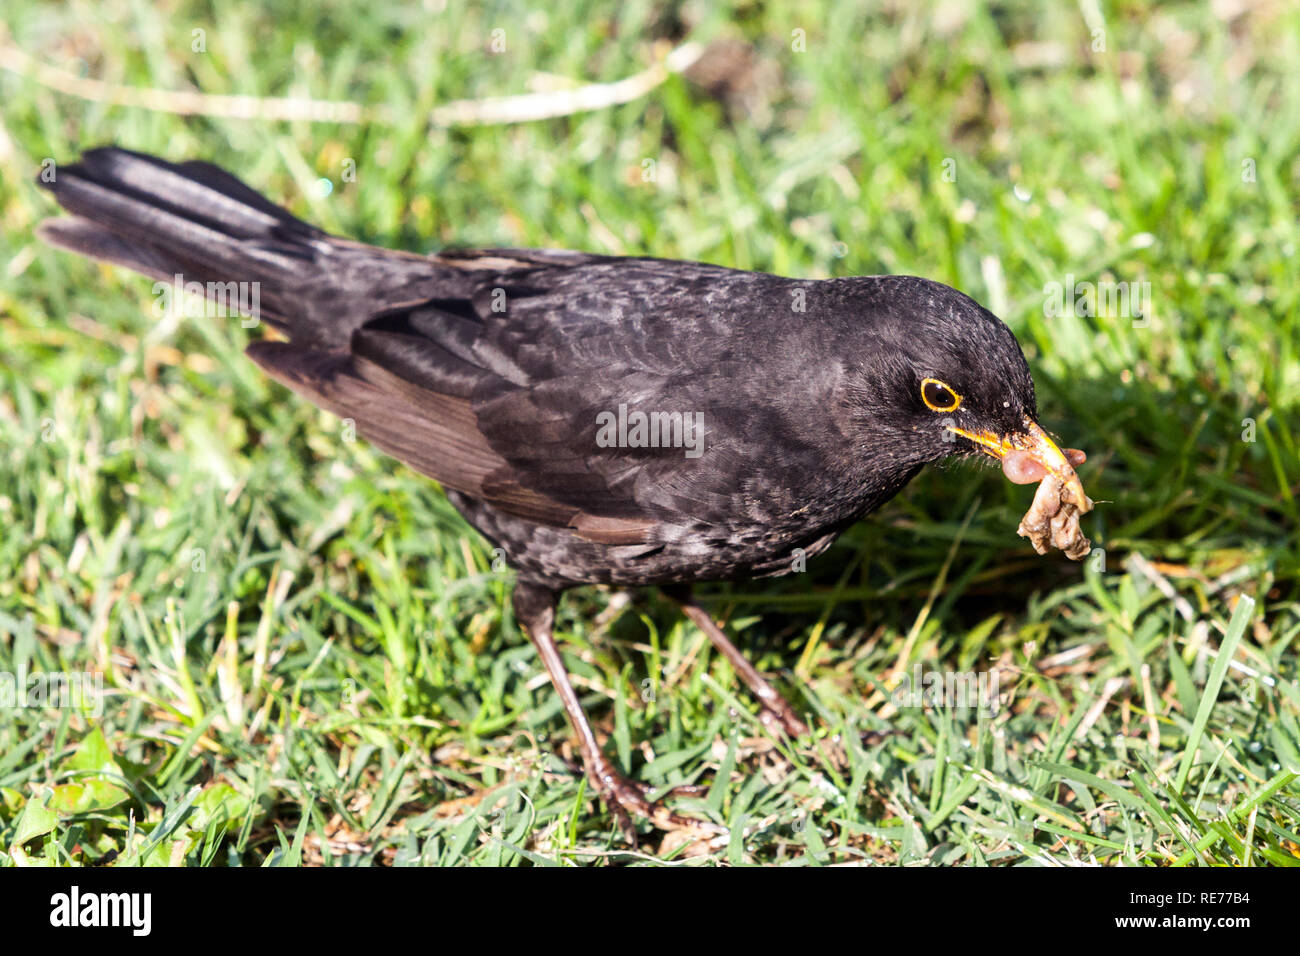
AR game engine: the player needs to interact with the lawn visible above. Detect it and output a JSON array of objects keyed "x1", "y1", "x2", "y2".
[{"x1": 1, "y1": 0, "x2": 1298, "y2": 865}]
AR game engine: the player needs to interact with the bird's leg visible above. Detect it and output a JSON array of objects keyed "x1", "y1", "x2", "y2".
[
  {"x1": 512, "y1": 582, "x2": 720, "y2": 838},
  {"x1": 663, "y1": 585, "x2": 810, "y2": 739}
]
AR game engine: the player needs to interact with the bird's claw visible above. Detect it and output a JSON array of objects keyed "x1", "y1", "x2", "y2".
[
  {"x1": 757, "y1": 701, "x2": 810, "y2": 739},
  {"x1": 589, "y1": 763, "x2": 723, "y2": 841}
]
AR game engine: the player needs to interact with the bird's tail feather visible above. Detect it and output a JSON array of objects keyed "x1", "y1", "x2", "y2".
[{"x1": 37, "y1": 147, "x2": 442, "y2": 346}]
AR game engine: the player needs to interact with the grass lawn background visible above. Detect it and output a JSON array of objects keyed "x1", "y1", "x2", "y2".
[{"x1": 1, "y1": 0, "x2": 1298, "y2": 865}]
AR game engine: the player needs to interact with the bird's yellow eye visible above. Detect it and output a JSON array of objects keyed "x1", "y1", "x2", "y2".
[{"x1": 921, "y1": 378, "x2": 961, "y2": 412}]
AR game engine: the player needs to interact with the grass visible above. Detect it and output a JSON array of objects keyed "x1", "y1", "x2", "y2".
[{"x1": 0, "y1": 0, "x2": 1298, "y2": 866}]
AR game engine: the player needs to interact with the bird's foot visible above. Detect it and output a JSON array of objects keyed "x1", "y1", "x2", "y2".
[
  {"x1": 756, "y1": 699, "x2": 810, "y2": 739},
  {"x1": 587, "y1": 761, "x2": 723, "y2": 841}
]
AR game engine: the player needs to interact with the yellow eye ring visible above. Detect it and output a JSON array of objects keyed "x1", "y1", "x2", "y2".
[{"x1": 921, "y1": 378, "x2": 962, "y2": 413}]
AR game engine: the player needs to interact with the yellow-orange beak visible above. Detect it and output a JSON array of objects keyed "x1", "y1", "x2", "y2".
[{"x1": 947, "y1": 419, "x2": 1093, "y2": 512}]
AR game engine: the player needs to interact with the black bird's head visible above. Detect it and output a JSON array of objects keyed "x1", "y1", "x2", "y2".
[{"x1": 837, "y1": 276, "x2": 1087, "y2": 504}]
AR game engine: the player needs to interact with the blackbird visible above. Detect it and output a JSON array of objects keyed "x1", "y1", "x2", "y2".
[{"x1": 37, "y1": 147, "x2": 1093, "y2": 835}]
